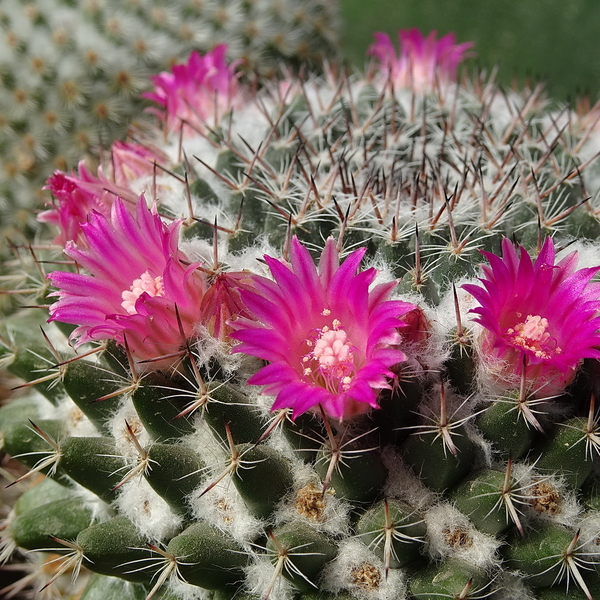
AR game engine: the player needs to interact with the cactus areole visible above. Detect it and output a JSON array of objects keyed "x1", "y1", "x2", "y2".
[{"x1": 2, "y1": 28, "x2": 600, "y2": 600}]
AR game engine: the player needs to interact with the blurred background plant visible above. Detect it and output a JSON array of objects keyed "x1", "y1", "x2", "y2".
[{"x1": 0, "y1": 0, "x2": 340, "y2": 244}]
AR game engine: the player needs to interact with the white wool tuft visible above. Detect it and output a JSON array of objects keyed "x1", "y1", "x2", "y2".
[
  {"x1": 109, "y1": 397, "x2": 153, "y2": 458},
  {"x1": 424, "y1": 502, "x2": 501, "y2": 569},
  {"x1": 54, "y1": 397, "x2": 98, "y2": 438},
  {"x1": 244, "y1": 554, "x2": 296, "y2": 600},
  {"x1": 491, "y1": 571, "x2": 538, "y2": 600},
  {"x1": 116, "y1": 477, "x2": 182, "y2": 542},
  {"x1": 321, "y1": 538, "x2": 406, "y2": 600},
  {"x1": 166, "y1": 576, "x2": 213, "y2": 600},
  {"x1": 189, "y1": 478, "x2": 263, "y2": 544},
  {"x1": 274, "y1": 463, "x2": 351, "y2": 537}
]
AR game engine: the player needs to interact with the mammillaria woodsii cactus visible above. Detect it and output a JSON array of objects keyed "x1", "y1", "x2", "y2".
[{"x1": 3, "y1": 29, "x2": 600, "y2": 600}]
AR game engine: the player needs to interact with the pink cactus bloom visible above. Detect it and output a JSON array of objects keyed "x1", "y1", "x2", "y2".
[
  {"x1": 199, "y1": 271, "x2": 259, "y2": 342},
  {"x1": 463, "y1": 238, "x2": 600, "y2": 396},
  {"x1": 47, "y1": 197, "x2": 207, "y2": 370},
  {"x1": 110, "y1": 141, "x2": 167, "y2": 187},
  {"x1": 143, "y1": 45, "x2": 240, "y2": 135},
  {"x1": 230, "y1": 237, "x2": 416, "y2": 420},
  {"x1": 39, "y1": 160, "x2": 138, "y2": 247},
  {"x1": 368, "y1": 28, "x2": 473, "y2": 93}
]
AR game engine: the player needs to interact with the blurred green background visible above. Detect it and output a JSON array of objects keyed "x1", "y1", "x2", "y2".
[{"x1": 340, "y1": 0, "x2": 600, "y2": 102}]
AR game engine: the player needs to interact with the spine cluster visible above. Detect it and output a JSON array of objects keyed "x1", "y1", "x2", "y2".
[{"x1": 2, "y1": 31, "x2": 600, "y2": 600}]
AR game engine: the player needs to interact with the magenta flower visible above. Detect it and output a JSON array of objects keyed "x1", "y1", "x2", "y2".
[
  {"x1": 368, "y1": 29, "x2": 473, "y2": 93},
  {"x1": 143, "y1": 45, "x2": 240, "y2": 135},
  {"x1": 230, "y1": 237, "x2": 416, "y2": 420},
  {"x1": 110, "y1": 141, "x2": 167, "y2": 187},
  {"x1": 47, "y1": 197, "x2": 207, "y2": 370},
  {"x1": 463, "y1": 238, "x2": 600, "y2": 396},
  {"x1": 39, "y1": 160, "x2": 137, "y2": 247},
  {"x1": 199, "y1": 271, "x2": 259, "y2": 342}
]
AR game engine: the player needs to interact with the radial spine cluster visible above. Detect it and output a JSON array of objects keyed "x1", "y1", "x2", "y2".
[{"x1": 3, "y1": 27, "x2": 600, "y2": 600}]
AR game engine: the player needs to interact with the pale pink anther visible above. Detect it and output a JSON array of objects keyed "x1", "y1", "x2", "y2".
[
  {"x1": 121, "y1": 271, "x2": 165, "y2": 315},
  {"x1": 48, "y1": 197, "x2": 208, "y2": 370}
]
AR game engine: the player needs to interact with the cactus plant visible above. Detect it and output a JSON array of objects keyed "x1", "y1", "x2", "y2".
[
  {"x1": 3, "y1": 30, "x2": 600, "y2": 600},
  {"x1": 0, "y1": 0, "x2": 340, "y2": 244}
]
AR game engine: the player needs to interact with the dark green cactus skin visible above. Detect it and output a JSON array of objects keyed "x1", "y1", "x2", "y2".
[{"x1": 3, "y1": 51, "x2": 600, "y2": 600}]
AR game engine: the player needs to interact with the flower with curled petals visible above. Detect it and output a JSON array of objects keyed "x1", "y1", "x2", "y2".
[
  {"x1": 368, "y1": 28, "x2": 472, "y2": 93},
  {"x1": 47, "y1": 197, "x2": 207, "y2": 370},
  {"x1": 463, "y1": 238, "x2": 600, "y2": 396},
  {"x1": 40, "y1": 141, "x2": 168, "y2": 247},
  {"x1": 143, "y1": 44, "x2": 240, "y2": 135},
  {"x1": 39, "y1": 160, "x2": 139, "y2": 247},
  {"x1": 230, "y1": 237, "x2": 416, "y2": 420}
]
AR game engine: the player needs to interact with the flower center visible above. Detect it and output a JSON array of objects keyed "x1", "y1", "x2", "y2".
[
  {"x1": 121, "y1": 270, "x2": 164, "y2": 314},
  {"x1": 301, "y1": 316, "x2": 357, "y2": 393},
  {"x1": 506, "y1": 314, "x2": 562, "y2": 360}
]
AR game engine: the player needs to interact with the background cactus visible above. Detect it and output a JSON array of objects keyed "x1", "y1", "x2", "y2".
[
  {"x1": 0, "y1": 0, "x2": 340, "y2": 244},
  {"x1": 3, "y1": 29, "x2": 600, "y2": 600}
]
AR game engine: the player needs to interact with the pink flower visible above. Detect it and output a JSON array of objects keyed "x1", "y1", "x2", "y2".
[
  {"x1": 368, "y1": 29, "x2": 473, "y2": 93},
  {"x1": 199, "y1": 271, "x2": 259, "y2": 342},
  {"x1": 47, "y1": 197, "x2": 207, "y2": 370},
  {"x1": 110, "y1": 141, "x2": 167, "y2": 187},
  {"x1": 463, "y1": 238, "x2": 600, "y2": 396},
  {"x1": 230, "y1": 237, "x2": 416, "y2": 420},
  {"x1": 39, "y1": 160, "x2": 138, "y2": 247},
  {"x1": 143, "y1": 45, "x2": 240, "y2": 135}
]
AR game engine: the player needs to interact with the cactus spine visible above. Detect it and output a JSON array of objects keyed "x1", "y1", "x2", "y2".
[{"x1": 2, "y1": 30, "x2": 600, "y2": 600}]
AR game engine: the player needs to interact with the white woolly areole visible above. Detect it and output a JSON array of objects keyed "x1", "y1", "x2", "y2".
[
  {"x1": 321, "y1": 538, "x2": 406, "y2": 600},
  {"x1": 179, "y1": 412, "x2": 225, "y2": 467},
  {"x1": 244, "y1": 553, "x2": 296, "y2": 600},
  {"x1": 116, "y1": 477, "x2": 182, "y2": 542},
  {"x1": 424, "y1": 502, "x2": 501, "y2": 569},
  {"x1": 189, "y1": 478, "x2": 262, "y2": 544},
  {"x1": 68, "y1": 483, "x2": 113, "y2": 523},
  {"x1": 52, "y1": 396, "x2": 98, "y2": 438},
  {"x1": 437, "y1": 278, "x2": 482, "y2": 334},
  {"x1": 516, "y1": 463, "x2": 581, "y2": 528},
  {"x1": 109, "y1": 396, "x2": 152, "y2": 458},
  {"x1": 165, "y1": 576, "x2": 213, "y2": 600},
  {"x1": 274, "y1": 463, "x2": 351, "y2": 537},
  {"x1": 39, "y1": 396, "x2": 98, "y2": 437},
  {"x1": 577, "y1": 512, "x2": 600, "y2": 558},
  {"x1": 190, "y1": 325, "x2": 244, "y2": 375},
  {"x1": 224, "y1": 238, "x2": 278, "y2": 272},
  {"x1": 491, "y1": 571, "x2": 538, "y2": 600}
]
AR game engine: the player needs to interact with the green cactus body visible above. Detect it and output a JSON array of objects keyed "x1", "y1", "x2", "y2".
[{"x1": 3, "y1": 27, "x2": 600, "y2": 600}]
